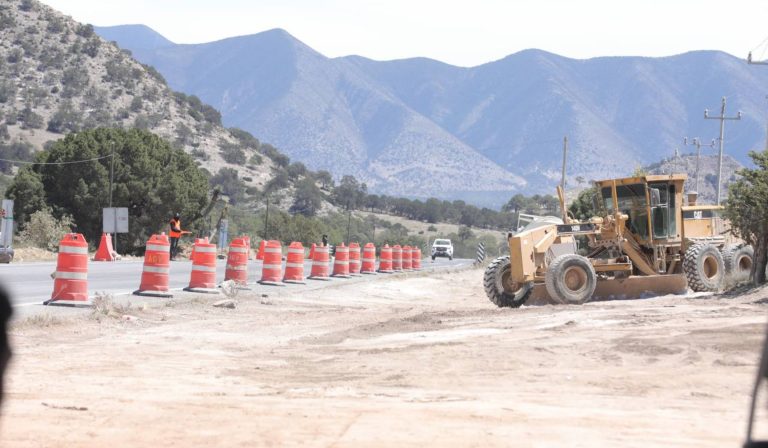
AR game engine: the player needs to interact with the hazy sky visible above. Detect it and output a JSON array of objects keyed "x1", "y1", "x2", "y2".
[{"x1": 42, "y1": 0, "x2": 768, "y2": 67}]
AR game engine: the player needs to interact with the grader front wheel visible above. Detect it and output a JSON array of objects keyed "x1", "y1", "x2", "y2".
[
  {"x1": 483, "y1": 256, "x2": 533, "y2": 308},
  {"x1": 545, "y1": 254, "x2": 597, "y2": 305},
  {"x1": 684, "y1": 243, "x2": 725, "y2": 292}
]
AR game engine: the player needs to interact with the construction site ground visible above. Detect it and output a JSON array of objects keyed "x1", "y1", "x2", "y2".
[{"x1": 2, "y1": 266, "x2": 768, "y2": 447}]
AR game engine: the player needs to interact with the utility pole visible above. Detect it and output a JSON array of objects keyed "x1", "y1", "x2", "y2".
[
  {"x1": 560, "y1": 136, "x2": 568, "y2": 191},
  {"x1": 683, "y1": 137, "x2": 716, "y2": 194},
  {"x1": 704, "y1": 97, "x2": 742, "y2": 205},
  {"x1": 108, "y1": 141, "x2": 117, "y2": 254},
  {"x1": 263, "y1": 195, "x2": 270, "y2": 240}
]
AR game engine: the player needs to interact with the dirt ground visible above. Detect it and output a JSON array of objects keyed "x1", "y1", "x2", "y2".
[{"x1": 2, "y1": 267, "x2": 768, "y2": 447}]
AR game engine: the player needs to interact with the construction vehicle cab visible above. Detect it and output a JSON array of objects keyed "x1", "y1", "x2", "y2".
[{"x1": 484, "y1": 173, "x2": 753, "y2": 308}]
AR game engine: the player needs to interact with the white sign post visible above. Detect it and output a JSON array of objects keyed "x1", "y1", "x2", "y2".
[{"x1": 103, "y1": 207, "x2": 129, "y2": 254}]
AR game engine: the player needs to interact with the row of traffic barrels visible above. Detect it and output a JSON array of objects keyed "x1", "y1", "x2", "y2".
[{"x1": 44, "y1": 234, "x2": 423, "y2": 306}]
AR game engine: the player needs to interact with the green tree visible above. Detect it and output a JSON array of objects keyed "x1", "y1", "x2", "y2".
[
  {"x1": 7, "y1": 128, "x2": 210, "y2": 253},
  {"x1": 6, "y1": 168, "x2": 46, "y2": 228},
  {"x1": 209, "y1": 167, "x2": 246, "y2": 204},
  {"x1": 569, "y1": 187, "x2": 598, "y2": 221},
  {"x1": 724, "y1": 149, "x2": 768, "y2": 285},
  {"x1": 290, "y1": 177, "x2": 322, "y2": 217}
]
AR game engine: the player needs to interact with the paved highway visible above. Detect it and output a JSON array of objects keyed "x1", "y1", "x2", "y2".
[{"x1": 3, "y1": 257, "x2": 472, "y2": 308}]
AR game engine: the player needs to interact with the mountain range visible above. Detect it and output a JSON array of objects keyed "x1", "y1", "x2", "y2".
[{"x1": 96, "y1": 25, "x2": 768, "y2": 206}]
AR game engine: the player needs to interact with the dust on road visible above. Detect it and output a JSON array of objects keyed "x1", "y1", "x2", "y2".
[{"x1": 2, "y1": 268, "x2": 768, "y2": 447}]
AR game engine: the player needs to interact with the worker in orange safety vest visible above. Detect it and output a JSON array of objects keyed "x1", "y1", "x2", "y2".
[{"x1": 169, "y1": 213, "x2": 183, "y2": 260}]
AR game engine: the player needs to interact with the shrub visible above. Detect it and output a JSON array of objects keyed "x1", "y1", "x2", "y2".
[
  {"x1": 20, "y1": 106, "x2": 44, "y2": 129},
  {"x1": 18, "y1": 209, "x2": 74, "y2": 251},
  {"x1": 219, "y1": 142, "x2": 247, "y2": 165}
]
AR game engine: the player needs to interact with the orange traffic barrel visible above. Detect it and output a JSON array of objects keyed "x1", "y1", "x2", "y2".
[
  {"x1": 412, "y1": 247, "x2": 422, "y2": 270},
  {"x1": 378, "y1": 244, "x2": 393, "y2": 273},
  {"x1": 184, "y1": 238, "x2": 220, "y2": 294},
  {"x1": 402, "y1": 245, "x2": 413, "y2": 271},
  {"x1": 392, "y1": 244, "x2": 403, "y2": 271},
  {"x1": 283, "y1": 241, "x2": 306, "y2": 284},
  {"x1": 93, "y1": 232, "x2": 116, "y2": 261},
  {"x1": 256, "y1": 240, "x2": 266, "y2": 260},
  {"x1": 224, "y1": 237, "x2": 250, "y2": 288},
  {"x1": 361, "y1": 243, "x2": 377, "y2": 274},
  {"x1": 309, "y1": 243, "x2": 316, "y2": 261},
  {"x1": 133, "y1": 233, "x2": 173, "y2": 298},
  {"x1": 308, "y1": 244, "x2": 331, "y2": 280},
  {"x1": 258, "y1": 240, "x2": 285, "y2": 286},
  {"x1": 45, "y1": 233, "x2": 90, "y2": 306},
  {"x1": 332, "y1": 243, "x2": 350, "y2": 278},
  {"x1": 348, "y1": 242, "x2": 361, "y2": 275}
]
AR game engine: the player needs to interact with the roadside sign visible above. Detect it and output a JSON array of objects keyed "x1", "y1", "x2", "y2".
[{"x1": 103, "y1": 207, "x2": 129, "y2": 233}]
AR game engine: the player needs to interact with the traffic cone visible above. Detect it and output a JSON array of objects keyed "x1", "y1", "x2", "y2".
[
  {"x1": 283, "y1": 241, "x2": 306, "y2": 284},
  {"x1": 44, "y1": 233, "x2": 90, "y2": 306},
  {"x1": 133, "y1": 233, "x2": 173, "y2": 298},
  {"x1": 378, "y1": 244, "x2": 394, "y2": 273},
  {"x1": 348, "y1": 242, "x2": 361, "y2": 276},
  {"x1": 309, "y1": 243, "x2": 316, "y2": 261},
  {"x1": 184, "y1": 238, "x2": 220, "y2": 294},
  {"x1": 224, "y1": 237, "x2": 250, "y2": 289},
  {"x1": 93, "y1": 232, "x2": 116, "y2": 261},
  {"x1": 402, "y1": 245, "x2": 413, "y2": 271},
  {"x1": 332, "y1": 243, "x2": 350, "y2": 278},
  {"x1": 308, "y1": 244, "x2": 331, "y2": 281},
  {"x1": 258, "y1": 240, "x2": 285, "y2": 286},
  {"x1": 361, "y1": 243, "x2": 377, "y2": 274},
  {"x1": 392, "y1": 244, "x2": 403, "y2": 271},
  {"x1": 412, "y1": 247, "x2": 422, "y2": 270},
  {"x1": 256, "y1": 240, "x2": 266, "y2": 260}
]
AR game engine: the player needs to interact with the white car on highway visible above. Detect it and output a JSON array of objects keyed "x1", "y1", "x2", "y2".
[{"x1": 431, "y1": 239, "x2": 453, "y2": 261}]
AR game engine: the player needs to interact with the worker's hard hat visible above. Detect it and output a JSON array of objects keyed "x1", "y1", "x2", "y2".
[{"x1": 174, "y1": 213, "x2": 180, "y2": 218}]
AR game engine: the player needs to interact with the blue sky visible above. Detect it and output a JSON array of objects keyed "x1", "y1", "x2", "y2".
[{"x1": 42, "y1": 0, "x2": 768, "y2": 67}]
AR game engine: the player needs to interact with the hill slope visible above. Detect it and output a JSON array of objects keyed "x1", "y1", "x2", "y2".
[
  {"x1": 97, "y1": 25, "x2": 768, "y2": 205},
  {"x1": 0, "y1": 1, "x2": 284, "y2": 202}
]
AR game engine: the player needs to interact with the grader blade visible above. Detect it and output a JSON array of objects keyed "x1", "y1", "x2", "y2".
[{"x1": 528, "y1": 274, "x2": 688, "y2": 305}]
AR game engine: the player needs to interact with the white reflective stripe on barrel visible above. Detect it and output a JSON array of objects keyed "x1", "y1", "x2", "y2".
[
  {"x1": 313, "y1": 261, "x2": 330, "y2": 266},
  {"x1": 59, "y1": 245, "x2": 88, "y2": 254},
  {"x1": 362, "y1": 258, "x2": 376, "y2": 262},
  {"x1": 195, "y1": 246, "x2": 217, "y2": 253},
  {"x1": 288, "y1": 248, "x2": 304, "y2": 254},
  {"x1": 192, "y1": 265, "x2": 217, "y2": 272},
  {"x1": 285, "y1": 262, "x2": 304, "y2": 268},
  {"x1": 336, "y1": 248, "x2": 348, "y2": 253},
  {"x1": 264, "y1": 247, "x2": 282, "y2": 253},
  {"x1": 55, "y1": 271, "x2": 87, "y2": 280},
  {"x1": 334, "y1": 260, "x2": 349, "y2": 265},
  {"x1": 315, "y1": 247, "x2": 328, "y2": 253},
  {"x1": 143, "y1": 266, "x2": 169, "y2": 274},
  {"x1": 146, "y1": 244, "x2": 167, "y2": 252},
  {"x1": 263, "y1": 263, "x2": 282, "y2": 270},
  {"x1": 226, "y1": 265, "x2": 247, "y2": 271},
  {"x1": 229, "y1": 247, "x2": 248, "y2": 253}
]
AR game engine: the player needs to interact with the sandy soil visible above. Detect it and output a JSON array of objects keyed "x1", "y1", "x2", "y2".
[{"x1": 2, "y1": 268, "x2": 768, "y2": 447}]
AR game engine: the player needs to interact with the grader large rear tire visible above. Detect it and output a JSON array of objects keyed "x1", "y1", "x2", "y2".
[
  {"x1": 483, "y1": 256, "x2": 533, "y2": 308},
  {"x1": 545, "y1": 254, "x2": 597, "y2": 305},
  {"x1": 722, "y1": 244, "x2": 753, "y2": 284},
  {"x1": 684, "y1": 243, "x2": 724, "y2": 292}
]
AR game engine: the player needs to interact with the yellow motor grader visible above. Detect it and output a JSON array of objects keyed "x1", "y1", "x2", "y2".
[{"x1": 484, "y1": 174, "x2": 754, "y2": 307}]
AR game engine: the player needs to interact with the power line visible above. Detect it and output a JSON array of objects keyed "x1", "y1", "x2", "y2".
[{"x1": 0, "y1": 154, "x2": 114, "y2": 165}]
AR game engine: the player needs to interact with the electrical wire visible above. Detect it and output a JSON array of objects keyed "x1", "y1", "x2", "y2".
[{"x1": 0, "y1": 154, "x2": 113, "y2": 165}]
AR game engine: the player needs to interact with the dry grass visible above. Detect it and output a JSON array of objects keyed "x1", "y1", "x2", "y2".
[
  {"x1": 14, "y1": 312, "x2": 66, "y2": 329},
  {"x1": 90, "y1": 292, "x2": 132, "y2": 320}
]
